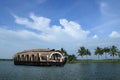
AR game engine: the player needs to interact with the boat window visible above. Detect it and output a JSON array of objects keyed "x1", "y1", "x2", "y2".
[
  {"x1": 50, "y1": 54, "x2": 61, "y2": 60},
  {"x1": 41, "y1": 56, "x2": 47, "y2": 60}
]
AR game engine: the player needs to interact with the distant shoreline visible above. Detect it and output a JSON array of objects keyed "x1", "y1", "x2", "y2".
[
  {"x1": 0, "y1": 59, "x2": 13, "y2": 61},
  {"x1": 67, "y1": 59, "x2": 120, "y2": 63}
]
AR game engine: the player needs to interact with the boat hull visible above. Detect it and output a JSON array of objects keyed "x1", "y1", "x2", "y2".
[{"x1": 14, "y1": 61, "x2": 66, "y2": 66}]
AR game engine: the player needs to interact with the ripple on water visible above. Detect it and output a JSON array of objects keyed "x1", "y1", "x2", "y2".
[{"x1": 0, "y1": 62, "x2": 120, "y2": 80}]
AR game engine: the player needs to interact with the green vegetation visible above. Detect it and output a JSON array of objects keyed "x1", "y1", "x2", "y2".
[
  {"x1": 94, "y1": 47, "x2": 103, "y2": 59},
  {"x1": 78, "y1": 46, "x2": 91, "y2": 59},
  {"x1": 109, "y1": 45, "x2": 118, "y2": 60},
  {"x1": 60, "y1": 48, "x2": 77, "y2": 62},
  {"x1": 67, "y1": 54, "x2": 77, "y2": 62},
  {"x1": 70, "y1": 59, "x2": 120, "y2": 63},
  {"x1": 61, "y1": 45, "x2": 120, "y2": 63},
  {"x1": 103, "y1": 47, "x2": 110, "y2": 59},
  {"x1": 60, "y1": 48, "x2": 68, "y2": 56}
]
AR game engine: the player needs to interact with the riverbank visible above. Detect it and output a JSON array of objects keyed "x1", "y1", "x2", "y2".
[
  {"x1": 68, "y1": 59, "x2": 120, "y2": 63},
  {"x1": 0, "y1": 59, "x2": 13, "y2": 61}
]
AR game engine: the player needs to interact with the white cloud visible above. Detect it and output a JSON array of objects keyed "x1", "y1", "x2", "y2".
[
  {"x1": 93, "y1": 35, "x2": 98, "y2": 39},
  {"x1": 60, "y1": 19, "x2": 89, "y2": 39},
  {"x1": 100, "y1": 2, "x2": 109, "y2": 15},
  {"x1": 99, "y1": 1, "x2": 119, "y2": 18},
  {"x1": 0, "y1": 13, "x2": 91, "y2": 58},
  {"x1": 13, "y1": 13, "x2": 90, "y2": 41},
  {"x1": 0, "y1": 27, "x2": 54, "y2": 58},
  {"x1": 91, "y1": 1, "x2": 120, "y2": 38},
  {"x1": 14, "y1": 13, "x2": 51, "y2": 31},
  {"x1": 109, "y1": 31, "x2": 120, "y2": 38},
  {"x1": 2, "y1": 13, "x2": 120, "y2": 59},
  {"x1": 0, "y1": 28, "x2": 38, "y2": 40},
  {"x1": 99, "y1": 1, "x2": 113, "y2": 17}
]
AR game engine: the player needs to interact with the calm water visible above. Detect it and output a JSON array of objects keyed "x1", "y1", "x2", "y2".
[{"x1": 0, "y1": 61, "x2": 120, "y2": 80}]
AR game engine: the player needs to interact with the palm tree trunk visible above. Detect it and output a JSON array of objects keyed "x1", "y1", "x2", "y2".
[
  {"x1": 112, "y1": 56, "x2": 114, "y2": 62},
  {"x1": 98, "y1": 55, "x2": 99, "y2": 60},
  {"x1": 86, "y1": 55, "x2": 88, "y2": 60},
  {"x1": 81, "y1": 56, "x2": 83, "y2": 60},
  {"x1": 105, "y1": 53, "x2": 107, "y2": 59}
]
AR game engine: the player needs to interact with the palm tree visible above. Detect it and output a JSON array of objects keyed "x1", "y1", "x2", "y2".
[
  {"x1": 94, "y1": 47, "x2": 103, "y2": 59},
  {"x1": 85, "y1": 49, "x2": 91, "y2": 59},
  {"x1": 67, "y1": 54, "x2": 76, "y2": 62},
  {"x1": 78, "y1": 47, "x2": 91, "y2": 59},
  {"x1": 109, "y1": 45, "x2": 118, "y2": 60},
  {"x1": 117, "y1": 51, "x2": 120, "y2": 59},
  {"x1": 103, "y1": 47, "x2": 110, "y2": 59},
  {"x1": 78, "y1": 46, "x2": 86, "y2": 59},
  {"x1": 60, "y1": 48, "x2": 68, "y2": 56}
]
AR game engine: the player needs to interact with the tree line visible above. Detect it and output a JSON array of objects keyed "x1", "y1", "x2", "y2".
[{"x1": 60, "y1": 45, "x2": 120, "y2": 62}]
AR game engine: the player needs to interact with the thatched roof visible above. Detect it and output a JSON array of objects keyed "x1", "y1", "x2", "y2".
[{"x1": 15, "y1": 48, "x2": 58, "y2": 55}]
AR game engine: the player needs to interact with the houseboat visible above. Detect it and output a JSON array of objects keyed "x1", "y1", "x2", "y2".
[{"x1": 13, "y1": 49, "x2": 67, "y2": 66}]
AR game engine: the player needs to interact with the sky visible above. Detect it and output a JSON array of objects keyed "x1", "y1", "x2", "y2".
[{"x1": 0, "y1": 0, "x2": 120, "y2": 59}]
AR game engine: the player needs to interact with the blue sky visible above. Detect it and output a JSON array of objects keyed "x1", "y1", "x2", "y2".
[{"x1": 0, "y1": 0, "x2": 120, "y2": 59}]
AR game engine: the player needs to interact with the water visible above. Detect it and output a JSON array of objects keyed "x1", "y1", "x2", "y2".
[{"x1": 0, "y1": 61, "x2": 120, "y2": 80}]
